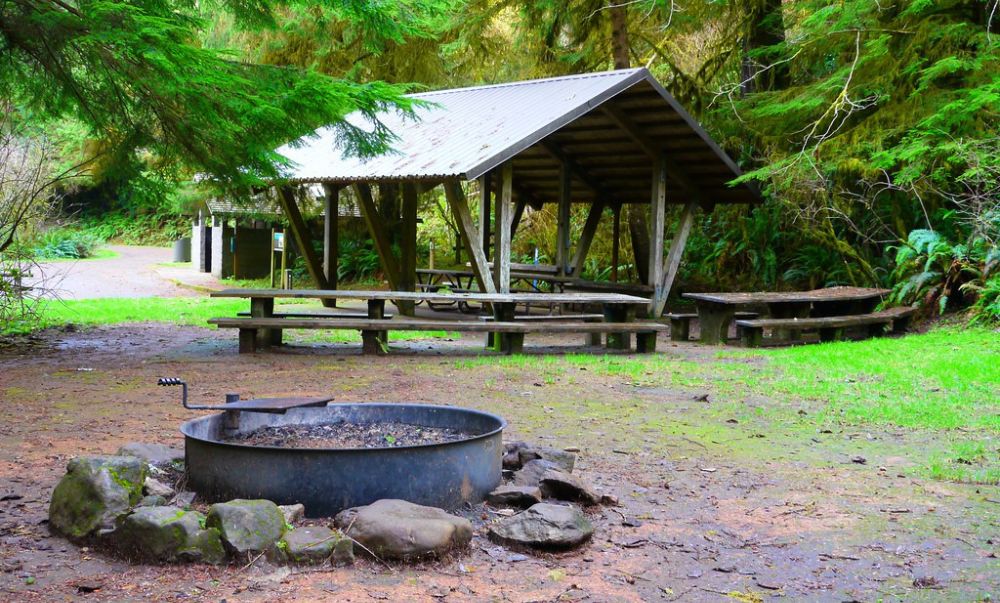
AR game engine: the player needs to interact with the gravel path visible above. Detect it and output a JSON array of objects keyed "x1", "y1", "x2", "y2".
[{"x1": 26, "y1": 245, "x2": 223, "y2": 299}]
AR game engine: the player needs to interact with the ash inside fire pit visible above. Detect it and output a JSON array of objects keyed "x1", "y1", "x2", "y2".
[{"x1": 226, "y1": 421, "x2": 473, "y2": 449}]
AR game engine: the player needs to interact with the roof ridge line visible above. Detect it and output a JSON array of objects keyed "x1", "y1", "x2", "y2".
[{"x1": 409, "y1": 67, "x2": 646, "y2": 98}]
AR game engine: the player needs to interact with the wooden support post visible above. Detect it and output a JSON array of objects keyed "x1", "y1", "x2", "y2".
[
  {"x1": 277, "y1": 187, "x2": 329, "y2": 290},
  {"x1": 557, "y1": 164, "x2": 572, "y2": 275},
  {"x1": 443, "y1": 181, "x2": 497, "y2": 294},
  {"x1": 494, "y1": 162, "x2": 513, "y2": 293},
  {"x1": 649, "y1": 155, "x2": 667, "y2": 293},
  {"x1": 611, "y1": 204, "x2": 621, "y2": 282},
  {"x1": 479, "y1": 172, "x2": 492, "y2": 262},
  {"x1": 510, "y1": 198, "x2": 527, "y2": 239},
  {"x1": 353, "y1": 183, "x2": 400, "y2": 290},
  {"x1": 651, "y1": 201, "x2": 697, "y2": 317},
  {"x1": 321, "y1": 183, "x2": 340, "y2": 308},
  {"x1": 571, "y1": 200, "x2": 605, "y2": 278},
  {"x1": 399, "y1": 184, "x2": 419, "y2": 316}
]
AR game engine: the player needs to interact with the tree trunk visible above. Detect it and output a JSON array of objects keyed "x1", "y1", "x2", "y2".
[
  {"x1": 609, "y1": 4, "x2": 630, "y2": 69},
  {"x1": 741, "y1": 0, "x2": 789, "y2": 94},
  {"x1": 628, "y1": 207, "x2": 650, "y2": 285}
]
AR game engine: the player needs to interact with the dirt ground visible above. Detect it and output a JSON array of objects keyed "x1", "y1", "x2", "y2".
[
  {"x1": 26, "y1": 246, "x2": 223, "y2": 299},
  {"x1": 0, "y1": 325, "x2": 997, "y2": 602}
]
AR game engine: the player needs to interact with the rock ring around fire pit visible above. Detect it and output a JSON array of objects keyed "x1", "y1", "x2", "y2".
[{"x1": 181, "y1": 403, "x2": 506, "y2": 518}]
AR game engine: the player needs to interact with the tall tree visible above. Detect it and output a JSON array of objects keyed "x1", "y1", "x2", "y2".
[{"x1": 0, "y1": 0, "x2": 441, "y2": 191}]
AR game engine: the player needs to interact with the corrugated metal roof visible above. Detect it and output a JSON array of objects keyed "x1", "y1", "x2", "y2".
[
  {"x1": 279, "y1": 69, "x2": 645, "y2": 182},
  {"x1": 277, "y1": 68, "x2": 759, "y2": 204},
  {"x1": 208, "y1": 185, "x2": 361, "y2": 218}
]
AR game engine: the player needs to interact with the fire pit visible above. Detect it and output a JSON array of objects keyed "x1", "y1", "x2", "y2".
[{"x1": 163, "y1": 380, "x2": 505, "y2": 517}]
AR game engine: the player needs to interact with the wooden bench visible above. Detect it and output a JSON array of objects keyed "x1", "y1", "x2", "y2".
[
  {"x1": 664, "y1": 312, "x2": 758, "y2": 342},
  {"x1": 237, "y1": 311, "x2": 393, "y2": 320},
  {"x1": 479, "y1": 313, "x2": 606, "y2": 346},
  {"x1": 735, "y1": 307, "x2": 916, "y2": 347},
  {"x1": 208, "y1": 317, "x2": 669, "y2": 355}
]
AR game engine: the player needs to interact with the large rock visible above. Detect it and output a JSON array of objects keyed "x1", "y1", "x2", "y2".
[
  {"x1": 512, "y1": 459, "x2": 560, "y2": 488},
  {"x1": 114, "y1": 506, "x2": 225, "y2": 564},
  {"x1": 486, "y1": 485, "x2": 542, "y2": 509},
  {"x1": 335, "y1": 499, "x2": 472, "y2": 559},
  {"x1": 49, "y1": 456, "x2": 147, "y2": 540},
  {"x1": 277, "y1": 526, "x2": 352, "y2": 565},
  {"x1": 518, "y1": 447, "x2": 576, "y2": 473},
  {"x1": 539, "y1": 470, "x2": 600, "y2": 505},
  {"x1": 206, "y1": 499, "x2": 285, "y2": 554},
  {"x1": 116, "y1": 442, "x2": 183, "y2": 466},
  {"x1": 488, "y1": 503, "x2": 594, "y2": 550}
]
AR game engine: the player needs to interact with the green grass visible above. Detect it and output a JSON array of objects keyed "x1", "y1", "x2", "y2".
[
  {"x1": 36, "y1": 247, "x2": 119, "y2": 263},
  {"x1": 718, "y1": 327, "x2": 1000, "y2": 431}
]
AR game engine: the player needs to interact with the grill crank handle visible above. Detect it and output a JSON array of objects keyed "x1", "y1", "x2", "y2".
[{"x1": 157, "y1": 377, "x2": 197, "y2": 410}]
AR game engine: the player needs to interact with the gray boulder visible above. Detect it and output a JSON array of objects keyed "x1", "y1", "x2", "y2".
[
  {"x1": 137, "y1": 495, "x2": 168, "y2": 507},
  {"x1": 279, "y1": 503, "x2": 305, "y2": 525},
  {"x1": 335, "y1": 499, "x2": 472, "y2": 559},
  {"x1": 143, "y1": 476, "x2": 174, "y2": 498},
  {"x1": 539, "y1": 470, "x2": 600, "y2": 506},
  {"x1": 486, "y1": 485, "x2": 542, "y2": 509},
  {"x1": 518, "y1": 447, "x2": 576, "y2": 473},
  {"x1": 276, "y1": 526, "x2": 352, "y2": 565},
  {"x1": 512, "y1": 459, "x2": 560, "y2": 487},
  {"x1": 488, "y1": 503, "x2": 594, "y2": 550},
  {"x1": 116, "y1": 442, "x2": 183, "y2": 466},
  {"x1": 114, "y1": 506, "x2": 225, "y2": 564},
  {"x1": 49, "y1": 456, "x2": 147, "y2": 540},
  {"x1": 206, "y1": 499, "x2": 285, "y2": 555}
]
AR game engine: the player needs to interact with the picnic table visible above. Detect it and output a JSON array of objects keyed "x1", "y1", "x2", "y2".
[
  {"x1": 209, "y1": 288, "x2": 661, "y2": 354},
  {"x1": 416, "y1": 268, "x2": 576, "y2": 311},
  {"x1": 682, "y1": 286, "x2": 891, "y2": 344}
]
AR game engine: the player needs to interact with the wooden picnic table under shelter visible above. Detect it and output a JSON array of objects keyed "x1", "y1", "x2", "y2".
[{"x1": 264, "y1": 67, "x2": 759, "y2": 317}]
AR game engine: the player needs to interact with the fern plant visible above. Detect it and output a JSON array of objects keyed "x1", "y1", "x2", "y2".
[{"x1": 888, "y1": 229, "x2": 991, "y2": 315}]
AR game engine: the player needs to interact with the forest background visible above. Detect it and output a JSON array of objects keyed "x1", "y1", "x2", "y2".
[{"x1": 2, "y1": 0, "x2": 998, "y2": 320}]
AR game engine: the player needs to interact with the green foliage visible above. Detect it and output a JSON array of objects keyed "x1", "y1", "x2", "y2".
[
  {"x1": 1, "y1": 0, "x2": 434, "y2": 193},
  {"x1": 31, "y1": 229, "x2": 103, "y2": 260},
  {"x1": 337, "y1": 238, "x2": 381, "y2": 281},
  {"x1": 75, "y1": 211, "x2": 189, "y2": 246},
  {"x1": 888, "y1": 228, "x2": 995, "y2": 316}
]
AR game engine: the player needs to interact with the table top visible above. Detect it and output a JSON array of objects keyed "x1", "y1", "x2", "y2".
[
  {"x1": 682, "y1": 286, "x2": 890, "y2": 305},
  {"x1": 418, "y1": 268, "x2": 575, "y2": 283},
  {"x1": 212, "y1": 288, "x2": 650, "y2": 305}
]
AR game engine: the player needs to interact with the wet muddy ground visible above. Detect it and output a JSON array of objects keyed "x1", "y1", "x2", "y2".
[{"x1": 0, "y1": 325, "x2": 997, "y2": 602}]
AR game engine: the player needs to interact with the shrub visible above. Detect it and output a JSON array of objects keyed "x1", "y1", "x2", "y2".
[{"x1": 32, "y1": 229, "x2": 103, "y2": 259}]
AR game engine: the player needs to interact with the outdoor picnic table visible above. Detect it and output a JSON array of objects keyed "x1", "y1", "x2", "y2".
[
  {"x1": 211, "y1": 288, "x2": 652, "y2": 352},
  {"x1": 416, "y1": 268, "x2": 576, "y2": 311},
  {"x1": 682, "y1": 286, "x2": 890, "y2": 344}
]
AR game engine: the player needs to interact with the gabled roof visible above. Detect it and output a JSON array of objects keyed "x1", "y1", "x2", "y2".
[{"x1": 278, "y1": 68, "x2": 758, "y2": 205}]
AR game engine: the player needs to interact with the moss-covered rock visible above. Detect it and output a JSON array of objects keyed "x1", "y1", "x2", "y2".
[
  {"x1": 49, "y1": 456, "x2": 147, "y2": 540},
  {"x1": 114, "y1": 506, "x2": 225, "y2": 564},
  {"x1": 273, "y1": 526, "x2": 352, "y2": 565},
  {"x1": 206, "y1": 499, "x2": 285, "y2": 555}
]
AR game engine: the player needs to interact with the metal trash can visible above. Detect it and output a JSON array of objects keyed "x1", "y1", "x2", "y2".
[{"x1": 172, "y1": 237, "x2": 191, "y2": 262}]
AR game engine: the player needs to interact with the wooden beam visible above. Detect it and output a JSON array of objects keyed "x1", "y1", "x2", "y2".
[
  {"x1": 541, "y1": 140, "x2": 607, "y2": 198},
  {"x1": 556, "y1": 163, "x2": 572, "y2": 275},
  {"x1": 353, "y1": 183, "x2": 400, "y2": 290},
  {"x1": 510, "y1": 198, "x2": 527, "y2": 239},
  {"x1": 277, "y1": 186, "x2": 329, "y2": 290},
  {"x1": 649, "y1": 155, "x2": 667, "y2": 289},
  {"x1": 321, "y1": 183, "x2": 340, "y2": 307},
  {"x1": 571, "y1": 199, "x2": 605, "y2": 279},
  {"x1": 652, "y1": 201, "x2": 698, "y2": 317},
  {"x1": 479, "y1": 172, "x2": 491, "y2": 262},
  {"x1": 494, "y1": 162, "x2": 513, "y2": 293},
  {"x1": 443, "y1": 181, "x2": 497, "y2": 294},
  {"x1": 600, "y1": 104, "x2": 703, "y2": 200},
  {"x1": 611, "y1": 204, "x2": 621, "y2": 282},
  {"x1": 399, "y1": 183, "x2": 419, "y2": 316}
]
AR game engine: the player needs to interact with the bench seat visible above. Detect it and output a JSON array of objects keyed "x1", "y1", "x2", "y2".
[
  {"x1": 237, "y1": 311, "x2": 392, "y2": 320},
  {"x1": 208, "y1": 317, "x2": 669, "y2": 355},
  {"x1": 735, "y1": 307, "x2": 916, "y2": 347},
  {"x1": 664, "y1": 311, "x2": 758, "y2": 342}
]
